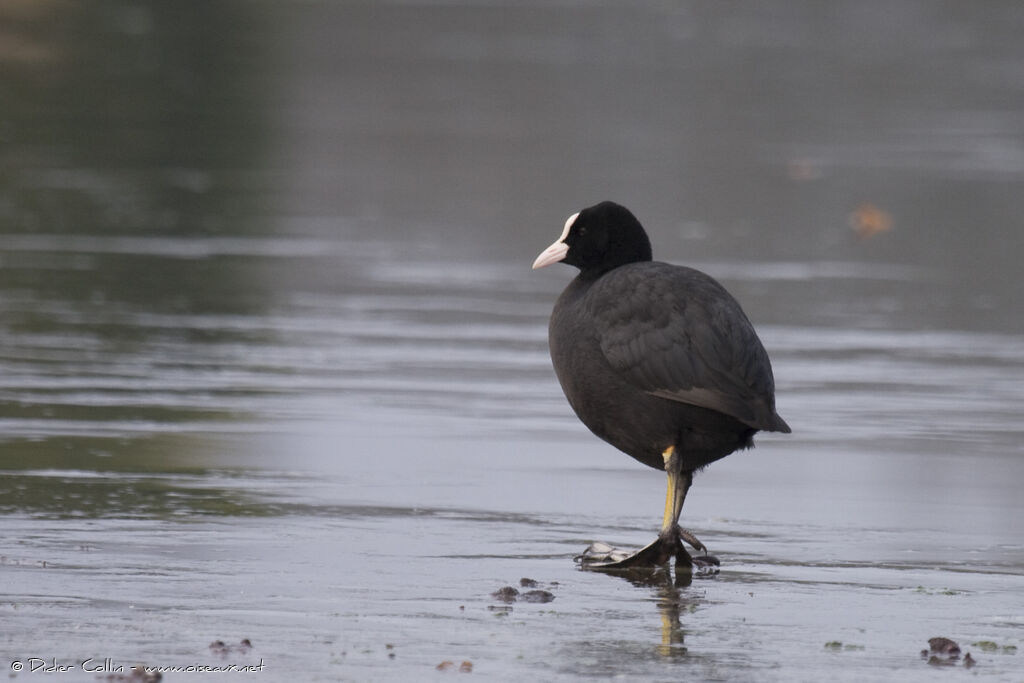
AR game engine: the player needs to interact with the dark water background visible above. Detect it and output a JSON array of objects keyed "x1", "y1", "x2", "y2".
[{"x1": 2, "y1": 2, "x2": 1023, "y2": 681}]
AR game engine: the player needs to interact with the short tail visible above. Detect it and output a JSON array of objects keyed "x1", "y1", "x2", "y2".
[{"x1": 769, "y1": 413, "x2": 791, "y2": 434}]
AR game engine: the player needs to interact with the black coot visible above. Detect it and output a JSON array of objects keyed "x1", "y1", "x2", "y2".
[{"x1": 533, "y1": 201, "x2": 790, "y2": 571}]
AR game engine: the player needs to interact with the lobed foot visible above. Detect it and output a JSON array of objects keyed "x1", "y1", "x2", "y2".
[
  {"x1": 577, "y1": 538, "x2": 677, "y2": 569},
  {"x1": 576, "y1": 526, "x2": 719, "y2": 575}
]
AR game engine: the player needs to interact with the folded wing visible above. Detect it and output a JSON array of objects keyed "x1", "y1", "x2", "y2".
[{"x1": 588, "y1": 262, "x2": 789, "y2": 433}]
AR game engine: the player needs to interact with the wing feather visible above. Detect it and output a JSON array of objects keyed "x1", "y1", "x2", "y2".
[{"x1": 586, "y1": 262, "x2": 783, "y2": 431}]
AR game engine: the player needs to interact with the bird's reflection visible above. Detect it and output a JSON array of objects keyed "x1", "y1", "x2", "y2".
[{"x1": 592, "y1": 564, "x2": 698, "y2": 658}]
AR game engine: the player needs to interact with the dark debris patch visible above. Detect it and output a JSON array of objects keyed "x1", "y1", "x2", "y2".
[
  {"x1": 491, "y1": 586, "x2": 519, "y2": 603},
  {"x1": 520, "y1": 590, "x2": 555, "y2": 603},
  {"x1": 923, "y1": 637, "x2": 976, "y2": 668},
  {"x1": 928, "y1": 637, "x2": 960, "y2": 657},
  {"x1": 209, "y1": 638, "x2": 254, "y2": 658},
  {"x1": 489, "y1": 580, "x2": 557, "y2": 611}
]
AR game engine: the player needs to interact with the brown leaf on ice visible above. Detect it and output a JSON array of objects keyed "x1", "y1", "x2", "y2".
[{"x1": 849, "y1": 203, "x2": 893, "y2": 239}]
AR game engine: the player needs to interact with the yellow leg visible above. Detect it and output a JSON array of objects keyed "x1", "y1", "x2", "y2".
[
  {"x1": 660, "y1": 446, "x2": 690, "y2": 535},
  {"x1": 661, "y1": 449, "x2": 677, "y2": 534}
]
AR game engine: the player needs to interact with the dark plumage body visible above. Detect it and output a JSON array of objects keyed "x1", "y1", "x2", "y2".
[{"x1": 550, "y1": 260, "x2": 788, "y2": 472}]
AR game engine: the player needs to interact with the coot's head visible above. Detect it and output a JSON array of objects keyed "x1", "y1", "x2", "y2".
[{"x1": 532, "y1": 201, "x2": 653, "y2": 276}]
